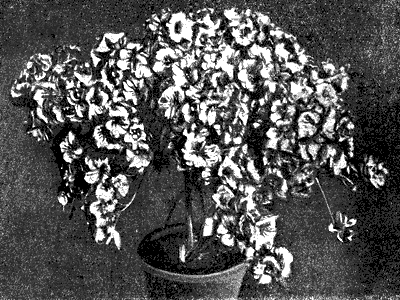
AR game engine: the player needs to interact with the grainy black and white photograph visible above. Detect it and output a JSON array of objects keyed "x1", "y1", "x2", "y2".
[{"x1": 0, "y1": 0, "x2": 399, "y2": 299}]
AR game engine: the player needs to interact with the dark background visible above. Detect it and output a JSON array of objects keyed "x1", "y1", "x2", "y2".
[{"x1": 1, "y1": 0, "x2": 400, "y2": 298}]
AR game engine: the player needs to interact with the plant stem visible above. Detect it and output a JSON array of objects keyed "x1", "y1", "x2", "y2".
[
  {"x1": 121, "y1": 165, "x2": 152, "y2": 212},
  {"x1": 184, "y1": 171, "x2": 194, "y2": 251},
  {"x1": 163, "y1": 190, "x2": 185, "y2": 228},
  {"x1": 315, "y1": 177, "x2": 335, "y2": 224}
]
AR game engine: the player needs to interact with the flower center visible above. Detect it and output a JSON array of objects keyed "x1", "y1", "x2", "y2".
[{"x1": 174, "y1": 21, "x2": 182, "y2": 34}]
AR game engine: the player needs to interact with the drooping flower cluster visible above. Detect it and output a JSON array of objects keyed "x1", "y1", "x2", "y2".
[
  {"x1": 11, "y1": 33, "x2": 154, "y2": 248},
  {"x1": 212, "y1": 208, "x2": 293, "y2": 284},
  {"x1": 10, "y1": 7, "x2": 388, "y2": 284},
  {"x1": 10, "y1": 46, "x2": 84, "y2": 140}
]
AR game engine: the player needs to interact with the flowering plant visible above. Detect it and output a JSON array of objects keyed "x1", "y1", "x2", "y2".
[{"x1": 10, "y1": 7, "x2": 388, "y2": 285}]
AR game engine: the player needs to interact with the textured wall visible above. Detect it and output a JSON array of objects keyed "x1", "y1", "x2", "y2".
[{"x1": 1, "y1": 0, "x2": 399, "y2": 298}]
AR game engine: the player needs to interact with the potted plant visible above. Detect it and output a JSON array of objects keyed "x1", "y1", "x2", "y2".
[{"x1": 10, "y1": 7, "x2": 388, "y2": 299}]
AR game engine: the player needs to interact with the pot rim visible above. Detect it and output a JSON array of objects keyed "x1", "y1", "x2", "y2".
[{"x1": 137, "y1": 223, "x2": 250, "y2": 283}]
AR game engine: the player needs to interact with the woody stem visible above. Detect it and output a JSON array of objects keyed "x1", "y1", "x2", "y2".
[
  {"x1": 184, "y1": 171, "x2": 195, "y2": 251},
  {"x1": 315, "y1": 177, "x2": 335, "y2": 224}
]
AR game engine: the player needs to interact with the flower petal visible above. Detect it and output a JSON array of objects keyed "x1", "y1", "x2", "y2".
[
  {"x1": 221, "y1": 234, "x2": 235, "y2": 247},
  {"x1": 328, "y1": 223, "x2": 337, "y2": 233},
  {"x1": 216, "y1": 223, "x2": 228, "y2": 235},
  {"x1": 85, "y1": 170, "x2": 100, "y2": 184},
  {"x1": 259, "y1": 274, "x2": 272, "y2": 284}
]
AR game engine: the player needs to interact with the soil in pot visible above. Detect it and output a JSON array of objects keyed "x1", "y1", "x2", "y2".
[
  {"x1": 139, "y1": 224, "x2": 246, "y2": 275},
  {"x1": 137, "y1": 224, "x2": 249, "y2": 300}
]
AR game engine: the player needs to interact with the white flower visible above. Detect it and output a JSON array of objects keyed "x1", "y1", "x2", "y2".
[
  {"x1": 95, "y1": 216, "x2": 108, "y2": 228},
  {"x1": 182, "y1": 133, "x2": 207, "y2": 168},
  {"x1": 116, "y1": 49, "x2": 132, "y2": 71},
  {"x1": 85, "y1": 85, "x2": 110, "y2": 120},
  {"x1": 27, "y1": 127, "x2": 49, "y2": 142},
  {"x1": 253, "y1": 261, "x2": 266, "y2": 280},
  {"x1": 95, "y1": 182, "x2": 115, "y2": 202},
  {"x1": 194, "y1": 12, "x2": 220, "y2": 46},
  {"x1": 204, "y1": 144, "x2": 221, "y2": 167},
  {"x1": 89, "y1": 200, "x2": 102, "y2": 217},
  {"x1": 218, "y1": 156, "x2": 243, "y2": 189},
  {"x1": 60, "y1": 131, "x2": 83, "y2": 163},
  {"x1": 328, "y1": 211, "x2": 357, "y2": 243},
  {"x1": 217, "y1": 223, "x2": 235, "y2": 247},
  {"x1": 84, "y1": 156, "x2": 110, "y2": 184},
  {"x1": 270, "y1": 28, "x2": 285, "y2": 40},
  {"x1": 322, "y1": 61, "x2": 336, "y2": 75},
  {"x1": 153, "y1": 48, "x2": 178, "y2": 73},
  {"x1": 134, "y1": 60, "x2": 152, "y2": 79},
  {"x1": 363, "y1": 155, "x2": 388, "y2": 189},
  {"x1": 332, "y1": 153, "x2": 347, "y2": 175},
  {"x1": 255, "y1": 12, "x2": 270, "y2": 27},
  {"x1": 286, "y1": 62, "x2": 301, "y2": 73},
  {"x1": 105, "y1": 105, "x2": 130, "y2": 138},
  {"x1": 202, "y1": 216, "x2": 215, "y2": 237},
  {"x1": 93, "y1": 125, "x2": 109, "y2": 148},
  {"x1": 231, "y1": 17, "x2": 256, "y2": 46},
  {"x1": 316, "y1": 83, "x2": 338, "y2": 107},
  {"x1": 215, "y1": 45, "x2": 236, "y2": 79},
  {"x1": 250, "y1": 215, "x2": 279, "y2": 251},
  {"x1": 26, "y1": 53, "x2": 52, "y2": 81},
  {"x1": 216, "y1": 214, "x2": 237, "y2": 247},
  {"x1": 270, "y1": 110, "x2": 281, "y2": 124},
  {"x1": 33, "y1": 89, "x2": 50, "y2": 124},
  {"x1": 224, "y1": 8, "x2": 241, "y2": 27},
  {"x1": 172, "y1": 63, "x2": 187, "y2": 87},
  {"x1": 124, "y1": 119, "x2": 148, "y2": 150},
  {"x1": 212, "y1": 184, "x2": 235, "y2": 210},
  {"x1": 201, "y1": 168, "x2": 212, "y2": 184},
  {"x1": 147, "y1": 12, "x2": 161, "y2": 32},
  {"x1": 298, "y1": 111, "x2": 320, "y2": 139},
  {"x1": 93, "y1": 125, "x2": 123, "y2": 150},
  {"x1": 94, "y1": 228, "x2": 107, "y2": 243},
  {"x1": 275, "y1": 43, "x2": 290, "y2": 61},
  {"x1": 246, "y1": 157, "x2": 261, "y2": 183},
  {"x1": 126, "y1": 149, "x2": 151, "y2": 171},
  {"x1": 10, "y1": 81, "x2": 31, "y2": 99},
  {"x1": 252, "y1": 246, "x2": 293, "y2": 284},
  {"x1": 238, "y1": 59, "x2": 258, "y2": 92},
  {"x1": 155, "y1": 47, "x2": 177, "y2": 61},
  {"x1": 259, "y1": 274, "x2": 273, "y2": 284},
  {"x1": 257, "y1": 256, "x2": 281, "y2": 284},
  {"x1": 298, "y1": 51, "x2": 309, "y2": 65},
  {"x1": 290, "y1": 81, "x2": 312, "y2": 101},
  {"x1": 112, "y1": 174, "x2": 129, "y2": 198},
  {"x1": 74, "y1": 71, "x2": 95, "y2": 87},
  {"x1": 245, "y1": 247, "x2": 255, "y2": 259},
  {"x1": 166, "y1": 12, "x2": 194, "y2": 43},
  {"x1": 248, "y1": 44, "x2": 272, "y2": 64},
  {"x1": 202, "y1": 53, "x2": 217, "y2": 70},
  {"x1": 106, "y1": 226, "x2": 122, "y2": 250},
  {"x1": 265, "y1": 127, "x2": 279, "y2": 150},
  {"x1": 57, "y1": 192, "x2": 68, "y2": 208},
  {"x1": 273, "y1": 247, "x2": 294, "y2": 278},
  {"x1": 122, "y1": 79, "x2": 139, "y2": 105},
  {"x1": 94, "y1": 32, "x2": 126, "y2": 53},
  {"x1": 158, "y1": 86, "x2": 184, "y2": 119},
  {"x1": 207, "y1": 108, "x2": 217, "y2": 126},
  {"x1": 52, "y1": 105, "x2": 65, "y2": 123}
]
